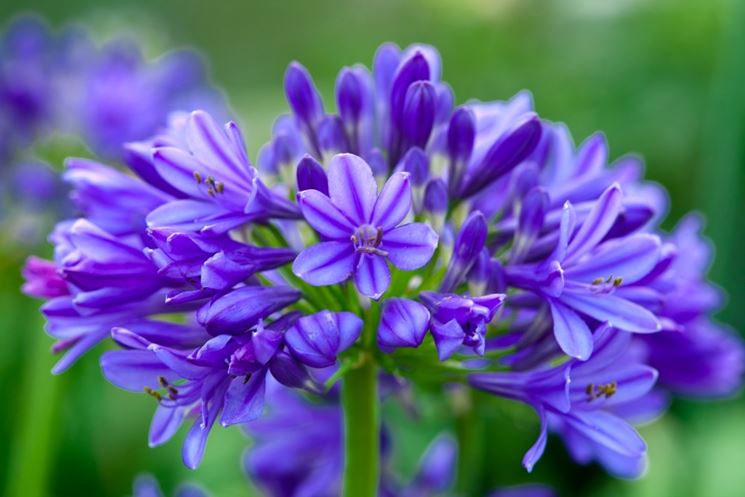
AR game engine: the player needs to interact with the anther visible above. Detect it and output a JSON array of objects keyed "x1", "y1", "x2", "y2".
[
  {"x1": 215, "y1": 182, "x2": 225, "y2": 194},
  {"x1": 374, "y1": 226, "x2": 383, "y2": 246},
  {"x1": 613, "y1": 277, "x2": 623, "y2": 287},
  {"x1": 193, "y1": 171, "x2": 203, "y2": 183},
  {"x1": 158, "y1": 376, "x2": 168, "y2": 388},
  {"x1": 591, "y1": 278, "x2": 604, "y2": 285},
  {"x1": 144, "y1": 386, "x2": 162, "y2": 402}
]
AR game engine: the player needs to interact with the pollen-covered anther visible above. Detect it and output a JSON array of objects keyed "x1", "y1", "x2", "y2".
[
  {"x1": 585, "y1": 381, "x2": 618, "y2": 401},
  {"x1": 144, "y1": 386, "x2": 163, "y2": 402}
]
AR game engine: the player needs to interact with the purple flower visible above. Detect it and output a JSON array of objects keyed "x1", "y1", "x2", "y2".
[
  {"x1": 377, "y1": 298, "x2": 430, "y2": 351},
  {"x1": 284, "y1": 311, "x2": 363, "y2": 367},
  {"x1": 64, "y1": 157, "x2": 172, "y2": 236},
  {"x1": 420, "y1": 292, "x2": 505, "y2": 360},
  {"x1": 244, "y1": 384, "x2": 344, "y2": 497},
  {"x1": 78, "y1": 41, "x2": 228, "y2": 160},
  {"x1": 293, "y1": 153, "x2": 438, "y2": 299},
  {"x1": 505, "y1": 184, "x2": 662, "y2": 359},
  {"x1": 145, "y1": 229, "x2": 296, "y2": 301},
  {"x1": 196, "y1": 285, "x2": 301, "y2": 335},
  {"x1": 440, "y1": 210, "x2": 488, "y2": 292},
  {"x1": 102, "y1": 314, "x2": 307, "y2": 469},
  {"x1": 146, "y1": 111, "x2": 299, "y2": 236},
  {"x1": 21, "y1": 256, "x2": 68, "y2": 299},
  {"x1": 470, "y1": 326, "x2": 661, "y2": 478}
]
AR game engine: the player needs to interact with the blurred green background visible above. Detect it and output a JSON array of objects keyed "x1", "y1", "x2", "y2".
[{"x1": 1, "y1": 0, "x2": 744, "y2": 496}]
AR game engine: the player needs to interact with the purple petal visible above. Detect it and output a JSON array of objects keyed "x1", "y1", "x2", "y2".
[
  {"x1": 185, "y1": 111, "x2": 251, "y2": 186},
  {"x1": 354, "y1": 254, "x2": 391, "y2": 299},
  {"x1": 571, "y1": 365, "x2": 658, "y2": 407},
  {"x1": 575, "y1": 132, "x2": 608, "y2": 176},
  {"x1": 371, "y1": 172, "x2": 412, "y2": 230},
  {"x1": 297, "y1": 189, "x2": 355, "y2": 239},
  {"x1": 327, "y1": 153, "x2": 377, "y2": 225},
  {"x1": 430, "y1": 320, "x2": 465, "y2": 361},
  {"x1": 547, "y1": 202, "x2": 577, "y2": 264},
  {"x1": 149, "y1": 405, "x2": 186, "y2": 447},
  {"x1": 390, "y1": 52, "x2": 430, "y2": 128},
  {"x1": 285, "y1": 311, "x2": 363, "y2": 367},
  {"x1": 337, "y1": 312, "x2": 365, "y2": 350},
  {"x1": 383, "y1": 223, "x2": 438, "y2": 270},
  {"x1": 549, "y1": 300, "x2": 593, "y2": 360},
  {"x1": 182, "y1": 418, "x2": 211, "y2": 470},
  {"x1": 268, "y1": 351, "x2": 320, "y2": 392},
  {"x1": 565, "y1": 234, "x2": 661, "y2": 285},
  {"x1": 284, "y1": 62, "x2": 324, "y2": 126},
  {"x1": 100, "y1": 349, "x2": 177, "y2": 392},
  {"x1": 511, "y1": 187, "x2": 548, "y2": 264},
  {"x1": 293, "y1": 241, "x2": 356, "y2": 285},
  {"x1": 337, "y1": 67, "x2": 364, "y2": 123},
  {"x1": 52, "y1": 329, "x2": 109, "y2": 374},
  {"x1": 149, "y1": 345, "x2": 209, "y2": 380},
  {"x1": 196, "y1": 286, "x2": 301, "y2": 335},
  {"x1": 378, "y1": 298, "x2": 430, "y2": 350},
  {"x1": 401, "y1": 81, "x2": 436, "y2": 148},
  {"x1": 522, "y1": 404, "x2": 549, "y2": 472},
  {"x1": 561, "y1": 291, "x2": 661, "y2": 333},
  {"x1": 296, "y1": 155, "x2": 329, "y2": 195},
  {"x1": 221, "y1": 369, "x2": 267, "y2": 425},
  {"x1": 147, "y1": 199, "x2": 249, "y2": 234},
  {"x1": 152, "y1": 147, "x2": 205, "y2": 198},
  {"x1": 564, "y1": 184, "x2": 622, "y2": 264},
  {"x1": 564, "y1": 410, "x2": 646, "y2": 458}
]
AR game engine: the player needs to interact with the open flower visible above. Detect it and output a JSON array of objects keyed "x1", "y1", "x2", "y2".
[{"x1": 293, "y1": 153, "x2": 438, "y2": 299}]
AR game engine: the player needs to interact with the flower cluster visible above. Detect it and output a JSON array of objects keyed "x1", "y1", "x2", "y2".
[
  {"x1": 22, "y1": 40, "x2": 742, "y2": 494},
  {"x1": 0, "y1": 15, "x2": 226, "y2": 242}
]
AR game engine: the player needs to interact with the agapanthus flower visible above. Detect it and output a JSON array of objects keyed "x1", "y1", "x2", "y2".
[
  {"x1": 293, "y1": 153, "x2": 437, "y2": 299},
  {"x1": 470, "y1": 326, "x2": 662, "y2": 478},
  {"x1": 21, "y1": 40, "x2": 741, "y2": 496}
]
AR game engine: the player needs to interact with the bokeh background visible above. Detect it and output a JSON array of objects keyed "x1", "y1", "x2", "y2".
[{"x1": 1, "y1": 0, "x2": 744, "y2": 496}]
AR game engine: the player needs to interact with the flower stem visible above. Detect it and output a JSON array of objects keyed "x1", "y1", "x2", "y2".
[{"x1": 341, "y1": 354, "x2": 379, "y2": 497}]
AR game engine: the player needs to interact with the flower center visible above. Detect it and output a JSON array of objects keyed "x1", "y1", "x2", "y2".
[
  {"x1": 193, "y1": 170, "x2": 225, "y2": 197},
  {"x1": 351, "y1": 224, "x2": 388, "y2": 256},
  {"x1": 462, "y1": 319, "x2": 484, "y2": 347}
]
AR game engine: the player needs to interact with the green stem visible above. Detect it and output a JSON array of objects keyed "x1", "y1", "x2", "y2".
[
  {"x1": 455, "y1": 390, "x2": 484, "y2": 495},
  {"x1": 341, "y1": 354, "x2": 379, "y2": 497},
  {"x1": 341, "y1": 299, "x2": 380, "y2": 497}
]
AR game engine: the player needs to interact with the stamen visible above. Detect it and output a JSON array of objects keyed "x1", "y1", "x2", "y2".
[
  {"x1": 158, "y1": 376, "x2": 169, "y2": 388},
  {"x1": 144, "y1": 386, "x2": 163, "y2": 402},
  {"x1": 613, "y1": 277, "x2": 623, "y2": 287},
  {"x1": 586, "y1": 381, "x2": 618, "y2": 401},
  {"x1": 193, "y1": 171, "x2": 203, "y2": 183}
]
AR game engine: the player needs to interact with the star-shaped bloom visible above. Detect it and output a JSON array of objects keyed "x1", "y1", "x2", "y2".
[{"x1": 293, "y1": 153, "x2": 438, "y2": 299}]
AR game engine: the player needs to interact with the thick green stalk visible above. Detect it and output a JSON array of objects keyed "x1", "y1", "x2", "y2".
[
  {"x1": 342, "y1": 303, "x2": 380, "y2": 497},
  {"x1": 341, "y1": 354, "x2": 379, "y2": 497}
]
